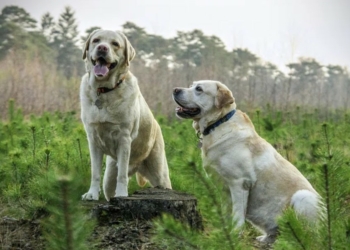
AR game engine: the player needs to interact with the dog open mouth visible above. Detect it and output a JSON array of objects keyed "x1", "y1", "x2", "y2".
[
  {"x1": 175, "y1": 100, "x2": 201, "y2": 118},
  {"x1": 92, "y1": 57, "x2": 118, "y2": 77}
]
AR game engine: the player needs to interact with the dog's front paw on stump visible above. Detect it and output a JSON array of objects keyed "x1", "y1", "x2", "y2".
[
  {"x1": 82, "y1": 191, "x2": 99, "y2": 201},
  {"x1": 115, "y1": 185, "x2": 128, "y2": 198}
]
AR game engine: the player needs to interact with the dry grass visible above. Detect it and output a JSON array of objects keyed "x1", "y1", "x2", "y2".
[
  {"x1": 0, "y1": 50, "x2": 80, "y2": 119},
  {"x1": 1, "y1": 51, "x2": 349, "y2": 119}
]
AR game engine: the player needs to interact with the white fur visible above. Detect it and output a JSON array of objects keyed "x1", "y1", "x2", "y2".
[
  {"x1": 291, "y1": 189, "x2": 321, "y2": 221},
  {"x1": 173, "y1": 80, "x2": 323, "y2": 243},
  {"x1": 80, "y1": 29, "x2": 171, "y2": 201}
]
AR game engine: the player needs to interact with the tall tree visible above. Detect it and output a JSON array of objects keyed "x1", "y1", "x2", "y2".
[
  {"x1": 286, "y1": 58, "x2": 324, "y2": 106},
  {"x1": 326, "y1": 65, "x2": 350, "y2": 109},
  {"x1": 199, "y1": 35, "x2": 229, "y2": 72},
  {"x1": 0, "y1": 5, "x2": 36, "y2": 30},
  {"x1": 52, "y1": 6, "x2": 83, "y2": 78},
  {"x1": 0, "y1": 5, "x2": 38, "y2": 58},
  {"x1": 172, "y1": 30, "x2": 206, "y2": 66},
  {"x1": 41, "y1": 12, "x2": 55, "y2": 43},
  {"x1": 231, "y1": 48, "x2": 259, "y2": 84},
  {"x1": 121, "y1": 22, "x2": 172, "y2": 68},
  {"x1": 122, "y1": 22, "x2": 151, "y2": 53}
]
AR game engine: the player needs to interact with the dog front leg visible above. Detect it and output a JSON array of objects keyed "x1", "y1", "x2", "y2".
[
  {"x1": 115, "y1": 136, "x2": 131, "y2": 197},
  {"x1": 228, "y1": 179, "x2": 250, "y2": 228},
  {"x1": 82, "y1": 139, "x2": 103, "y2": 200}
]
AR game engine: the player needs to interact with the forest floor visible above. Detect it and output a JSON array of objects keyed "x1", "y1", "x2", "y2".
[
  {"x1": 0, "y1": 188, "x2": 273, "y2": 250},
  {"x1": 0, "y1": 215, "x2": 161, "y2": 250},
  {"x1": 0, "y1": 215, "x2": 273, "y2": 250}
]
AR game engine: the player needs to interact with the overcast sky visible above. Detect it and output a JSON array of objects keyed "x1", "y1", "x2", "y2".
[{"x1": 1, "y1": 0, "x2": 350, "y2": 71}]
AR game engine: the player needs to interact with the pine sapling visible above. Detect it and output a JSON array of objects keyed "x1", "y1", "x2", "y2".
[{"x1": 42, "y1": 172, "x2": 95, "y2": 250}]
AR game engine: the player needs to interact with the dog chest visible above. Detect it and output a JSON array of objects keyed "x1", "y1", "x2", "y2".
[
  {"x1": 85, "y1": 112, "x2": 155, "y2": 163},
  {"x1": 90, "y1": 122, "x2": 123, "y2": 153},
  {"x1": 83, "y1": 98, "x2": 137, "y2": 124}
]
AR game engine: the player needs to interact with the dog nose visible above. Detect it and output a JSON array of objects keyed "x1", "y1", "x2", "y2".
[
  {"x1": 173, "y1": 88, "x2": 182, "y2": 95},
  {"x1": 97, "y1": 45, "x2": 108, "y2": 52}
]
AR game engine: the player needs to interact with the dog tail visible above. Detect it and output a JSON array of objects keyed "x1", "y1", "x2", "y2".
[
  {"x1": 136, "y1": 172, "x2": 148, "y2": 187},
  {"x1": 291, "y1": 189, "x2": 324, "y2": 221}
]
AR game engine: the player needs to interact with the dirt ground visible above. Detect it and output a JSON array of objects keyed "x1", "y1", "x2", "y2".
[
  {"x1": 0, "y1": 217, "x2": 44, "y2": 250},
  {"x1": 0, "y1": 188, "x2": 272, "y2": 249},
  {"x1": 0, "y1": 216, "x2": 273, "y2": 250},
  {"x1": 0, "y1": 188, "x2": 199, "y2": 250},
  {"x1": 0, "y1": 217, "x2": 272, "y2": 250},
  {"x1": 0, "y1": 216, "x2": 163, "y2": 250}
]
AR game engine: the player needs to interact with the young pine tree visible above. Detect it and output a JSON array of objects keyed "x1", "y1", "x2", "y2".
[
  {"x1": 275, "y1": 123, "x2": 350, "y2": 249},
  {"x1": 42, "y1": 171, "x2": 95, "y2": 250}
]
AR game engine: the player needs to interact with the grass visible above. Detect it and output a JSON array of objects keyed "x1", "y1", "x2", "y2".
[{"x1": 0, "y1": 101, "x2": 349, "y2": 249}]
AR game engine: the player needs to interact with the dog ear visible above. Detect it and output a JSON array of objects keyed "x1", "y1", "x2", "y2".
[
  {"x1": 121, "y1": 33, "x2": 136, "y2": 66},
  {"x1": 215, "y1": 83, "x2": 234, "y2": 109},
  {"x1": 82, "y1": 29, "x2": 101, "y2": 60}
]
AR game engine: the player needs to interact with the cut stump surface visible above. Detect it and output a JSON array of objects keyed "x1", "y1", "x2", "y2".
[{"x1": 91, "y1": 187, "x2": 203, "y2": 230}]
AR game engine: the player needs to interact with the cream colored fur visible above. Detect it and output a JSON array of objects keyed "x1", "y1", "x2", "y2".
[
  {"x1": 80, "y1": 29, "x2": 171, "y2": 201},
  {"x1": 173, "y1": 80, "x2": 322, "y2": 242}
]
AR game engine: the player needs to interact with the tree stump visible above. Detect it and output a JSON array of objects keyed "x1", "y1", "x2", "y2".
[{"x1": 91, "y1": 187, "x2": 203, "y2": 230}]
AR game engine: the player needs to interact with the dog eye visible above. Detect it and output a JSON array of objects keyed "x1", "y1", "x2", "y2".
[
  {"x1": 92, "y1": 38, "x2": 100, "y2": 43},
  {"x1": 112, "y1": 41, "x2": 120, "y2": 47},
  {"x1": 195, "y1": 86, "x2": 203, "y2": 92}
]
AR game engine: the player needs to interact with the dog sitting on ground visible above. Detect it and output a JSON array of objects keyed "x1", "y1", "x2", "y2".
[{"x1": 173, "y1": 80, "x2": 322, "y2": 242}]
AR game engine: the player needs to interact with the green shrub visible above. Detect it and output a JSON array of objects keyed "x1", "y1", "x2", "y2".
[{"x1": 1, "y1": 101, "x2": 349, "y2": 249}]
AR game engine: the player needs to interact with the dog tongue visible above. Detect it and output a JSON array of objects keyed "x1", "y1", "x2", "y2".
[{"x1": 94, "y1": 64, "x2": 109, "y2": 77}]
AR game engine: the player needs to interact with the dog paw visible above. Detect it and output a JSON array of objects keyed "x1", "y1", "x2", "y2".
[
  {"x1": 256, "y1": 235, "x2": 267, "y2": 242},
  {"x1": 256, "y1": 234, "x2": 276, "y2": 243},
  {"x1": 115, "y1": 184, "x2": 128, "y2": 197},
  {"x1": 114, "y1": 191, "x2": 128, "y2": 197},
  {"x1": 81, "y1": 192, "x2": 99, "y2": 200}
]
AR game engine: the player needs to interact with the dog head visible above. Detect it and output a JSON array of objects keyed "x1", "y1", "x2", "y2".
[
  {"x1": 173, "y1": 80, "x2": 235, "y2": 120},
  {"x1": 82, "y1": 29, "x2": 135, "y2": 80}
]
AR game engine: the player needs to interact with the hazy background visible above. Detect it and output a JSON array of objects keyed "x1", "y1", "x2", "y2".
[
  {"x1": 0, "y1": 0, "x2": 349, "y2": 119},
  {"x1": 1, "y1": 0, "x2": 350, "y2": 71}
]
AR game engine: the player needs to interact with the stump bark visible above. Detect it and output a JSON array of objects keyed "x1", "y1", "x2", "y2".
[{"x1": 90, "y1": 187, "x2": 203, "y2": 230}]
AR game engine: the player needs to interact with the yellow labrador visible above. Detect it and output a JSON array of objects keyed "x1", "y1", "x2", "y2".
[
  {"x1": 80, "y1": 29, "x2": 171, "y2": 201},
  {"x1": 173, "y1": 80, "x2": 322, "y2": 242}
]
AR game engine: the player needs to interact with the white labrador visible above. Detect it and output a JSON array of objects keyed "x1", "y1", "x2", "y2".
[
  {"x1": 80, "y1": 29, "x2": 171, "y2": 201},
  {"x1": 173, "y1": 80, "x2": 322, "y2": 242}
]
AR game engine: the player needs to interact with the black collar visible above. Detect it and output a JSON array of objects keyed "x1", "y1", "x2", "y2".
[
  {"x1": 97, "y1": 78, "x2": 124, "y2": 96},
  {"x1": 202, "y1": 110, "x2": 236, "y2": 136}
]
